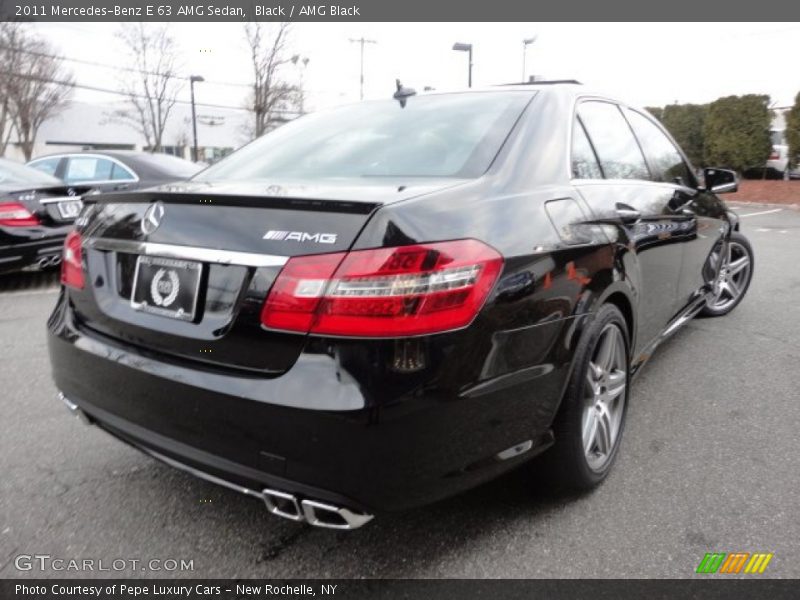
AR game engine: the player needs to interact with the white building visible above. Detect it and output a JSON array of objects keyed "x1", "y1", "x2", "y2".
[{"x1": 5, "y1": 100, "x2": 260, "y2": 164}]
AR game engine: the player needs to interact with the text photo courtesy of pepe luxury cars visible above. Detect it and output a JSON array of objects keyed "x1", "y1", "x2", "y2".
[{"x1": 1, "y1": 13, "x2": 799, "y2": 584}]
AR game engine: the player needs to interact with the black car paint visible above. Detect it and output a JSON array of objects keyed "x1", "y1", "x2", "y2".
[
  {"x1": 0, "y1": 184, "x2": 92, "y2": 274},
  {"x1": 47, "y1": 86, "x2": 733, "y2": 513}
]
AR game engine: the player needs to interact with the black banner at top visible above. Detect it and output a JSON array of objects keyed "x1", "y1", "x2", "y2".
[{"x1": 2, "y1": 0, "x2": 800, "y2": 22}]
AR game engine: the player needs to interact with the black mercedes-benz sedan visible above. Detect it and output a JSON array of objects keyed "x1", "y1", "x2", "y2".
[
  {"x1": 0, "y1": 158, "x2": 91, "y2": 274},
  {"x1": 48, "y1": 83, "x2": 754, "y2": 529}
]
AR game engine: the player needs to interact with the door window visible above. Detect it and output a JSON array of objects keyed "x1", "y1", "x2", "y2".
[
  {"x1": 577, "y1": 102, "x2": 649, "y2": 180},
  {"x1": 626, "y1": 109, "x2": 694, "y2": 186},
  {"x1": 64, "y1": 157, "x2": 115, "y2": 183}
]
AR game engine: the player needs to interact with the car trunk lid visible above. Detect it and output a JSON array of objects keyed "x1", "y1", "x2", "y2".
[{"x1": 68, "y1": 178, "x2": 466, "y2": 374}]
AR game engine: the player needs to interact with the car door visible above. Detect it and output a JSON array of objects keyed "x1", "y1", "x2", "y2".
[
  {"x1": 571, "y1": 100, "x2": 688, "y2": 354},
  {"x1": 622, "y1": 108, "x2": 724, "y2": 312}
]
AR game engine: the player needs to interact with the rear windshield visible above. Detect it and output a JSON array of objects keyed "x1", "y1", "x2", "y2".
[
  {"x1": 0, "y1": 158, "x2": 62, "y2": 186},
  {"x1": 196, "y1": 92, "x2": 533, "y2": 181}
]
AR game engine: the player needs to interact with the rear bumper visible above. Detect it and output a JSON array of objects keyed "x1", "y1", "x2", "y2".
[
  {"x1": 0, "y1": 228, "x2": 69, "y2": 273},
  {"x1": 48, "y1": 291, "x2": 572, "y2": 513}
]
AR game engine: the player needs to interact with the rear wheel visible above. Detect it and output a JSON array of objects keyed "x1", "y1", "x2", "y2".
[
  {"x1": 546, "y1": 304, "x2": 630, "y2": 490},
  {"x1": 701, "y1": 232, "x2": 754, "y2": 317}
]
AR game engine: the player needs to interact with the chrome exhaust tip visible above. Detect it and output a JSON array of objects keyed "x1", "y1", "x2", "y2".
[
  {"x1": 262, "y1": 488, "x2": 304, "y2": 521},
  {"x1": 300, "y1": 499, "x2": 374, "y2": 530},
  {"x1": 262, "y1": 488, "x2": 373, "y2": 529},
  {"x1": 57, "y1": 392, "x2": 92, "y2": 425}
]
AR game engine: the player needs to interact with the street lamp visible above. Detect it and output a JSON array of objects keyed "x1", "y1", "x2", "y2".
[
  {"x1": 522, "y1": 36, "x2": 537, "y2": 83},
  {"x1": 452, "y1": 42, "x2": 473, "y2": 88},
  {"x1": 189, "y1": 75, "x2": 204, "y2": 162}
]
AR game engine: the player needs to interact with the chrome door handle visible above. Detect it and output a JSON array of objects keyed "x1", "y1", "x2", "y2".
[{"x1": 615, "y1": 204, "x2": 641, "y2": 224}]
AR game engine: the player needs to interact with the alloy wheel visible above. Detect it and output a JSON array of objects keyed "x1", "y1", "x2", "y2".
[
  {"x1": 709, "y1": 240, "x2": 752, "y2": 312},
  {"x1": 581, "y1": 323, "x2": 627, "y2": 472}
]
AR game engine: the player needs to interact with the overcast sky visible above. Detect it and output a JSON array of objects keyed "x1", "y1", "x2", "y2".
[{"x1": 36, "y1": 21, "x2": 800, "y2": 116}]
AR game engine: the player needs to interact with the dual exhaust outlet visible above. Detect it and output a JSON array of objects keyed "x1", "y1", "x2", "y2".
[
  {"x1": 36, "y1": 255, "x2": 62, "y2": 269},
  {"x1": 262, "y1": 489, "x2": 373, "y2": 530},
  {"x1": 58, "y1": 392, "x2": 374, "y2": 530}
]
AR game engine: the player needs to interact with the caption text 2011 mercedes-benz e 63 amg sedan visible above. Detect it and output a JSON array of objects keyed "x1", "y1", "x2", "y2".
[{"x1": 48, "y1": 83, "x2": 754, "y2": 529}]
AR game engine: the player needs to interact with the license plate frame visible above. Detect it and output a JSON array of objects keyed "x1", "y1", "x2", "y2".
[
  {"x1": 130, "y1": 255, "x2": 202, "y2": 322},
  {"x1": 56, "y1": 199, "x2": 83, "y2": 220}
]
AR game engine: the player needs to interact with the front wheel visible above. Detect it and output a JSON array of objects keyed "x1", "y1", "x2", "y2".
[
  {"x1": 546, "y1": 304, "x2": 630, "y2": 490},
  {"x1": 701, "y1": 231, "x2": 754, "y2": 317}
]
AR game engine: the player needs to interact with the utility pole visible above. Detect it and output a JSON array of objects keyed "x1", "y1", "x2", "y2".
[
  {"x1": 349, "y1": 37, "x2": 377, "y2": 100},
  {"x1": 189, "y1": 75, "x2": 205, "y2": 162}
]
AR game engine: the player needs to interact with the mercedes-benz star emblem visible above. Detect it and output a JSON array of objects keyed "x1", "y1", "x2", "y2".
[{"x1": 141, "y1": 202, "x2": 165, "y2": 235}]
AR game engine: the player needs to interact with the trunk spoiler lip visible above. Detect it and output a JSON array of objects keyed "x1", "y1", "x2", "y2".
[
  {"x1": 84, "y1": 190, "x2": 381, "y2": 215},
  {"x1": 83, "y1": 178, "x2": 473, "y2": 214}
]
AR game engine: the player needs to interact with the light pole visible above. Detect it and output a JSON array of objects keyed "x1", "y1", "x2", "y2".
[
  {"x1": 189, "y1": 75, "x2": 204, "y2": 162},
  {"x1": 452, "y1": 42, "x2": 473, "y2": 88},
  {"x1": 291, "y1": 55, "x2": 310, "y2": 114},
  {"x1": 522, "y1": 36, "x2": 537, "y2": 83},
  {"x1": 349, "y1": 37, "x2": 377, "y2": 100}
]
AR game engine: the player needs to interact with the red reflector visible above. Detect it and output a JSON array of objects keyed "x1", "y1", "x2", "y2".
[
  {"x1": 61, "y1": 230, "x2": 85, "y2": 289},
  {"x1": 0, "y1": 201, "x2": 40, "y2": 227},
  {"x1": 260, "y1": 240, "x2": 503, "y2": 337}
]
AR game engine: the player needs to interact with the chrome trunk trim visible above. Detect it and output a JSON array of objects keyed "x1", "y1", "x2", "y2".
[{"x1": 86, "y1": 237, "x2": 289, "y2": 268}]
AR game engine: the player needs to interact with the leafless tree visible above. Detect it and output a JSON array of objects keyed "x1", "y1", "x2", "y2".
[
  {"x1": 112, "y1": 23, "x2": 183, "y2": 153},
  {"x1": 0, "y1": 23, "x2": 73, "y2": 159},
  {"x1": 243, "y1": 23, "x2": 301, "y2": 139}
]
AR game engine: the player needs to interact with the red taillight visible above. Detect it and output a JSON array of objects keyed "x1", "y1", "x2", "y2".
[
  {"x1": 0, "y1": 202, "x2": 40, "y2": 227},
  {"x1": 61, "y1": 230, "x2": 85, "y2": 290},
  {"x1": 261, "y1": 239, "x2": 503, "y2": 337},
  {"x1": 769, "y1": 151, "x2": 780, "y2": 160}
]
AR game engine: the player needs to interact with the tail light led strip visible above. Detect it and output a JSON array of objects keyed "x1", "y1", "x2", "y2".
[{"x1": 260, "y1": 239, "x2": 503, "y2": 337}]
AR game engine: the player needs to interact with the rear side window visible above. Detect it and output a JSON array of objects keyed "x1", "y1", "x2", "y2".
[
  {"x1": 29, "y1": 157, "x2": 61, "y2": 177},
  {"x1": 571, "y1": 118, "x2": 603, "y2": 179},
  {"x1": 577, "y1": 102, "x2": 649, "y2": 180},
  {"x1": 625, "y1": 109, "x2": 694, "y2": 186},
  {"x1": 111, "y1": 163, "x2": 136, "y2": 181}
]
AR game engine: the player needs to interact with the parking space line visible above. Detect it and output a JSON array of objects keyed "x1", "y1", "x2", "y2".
[
  {"x1": 738, "y1": 208, "x2": 783, "y2": 218},
  {"x1": 0, "y1": 288, "x2": 59, "y2": 298}
]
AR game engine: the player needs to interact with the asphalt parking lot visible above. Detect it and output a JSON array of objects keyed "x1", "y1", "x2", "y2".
[{"x1": 1, "y1": 204, "x2": 798, "y2": 579}]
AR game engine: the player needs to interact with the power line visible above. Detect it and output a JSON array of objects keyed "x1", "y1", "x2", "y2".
[
  {"x1": 0, "y1": 69, "x2": 301, "y2": 115},
  {"x1": 0, "y1": 43, "x2": 252, "y2": 89}
]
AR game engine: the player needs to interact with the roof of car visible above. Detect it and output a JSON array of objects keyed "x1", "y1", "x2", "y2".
[{"x1": 29, "y1": 150, "x2": 201, "y2": 180}]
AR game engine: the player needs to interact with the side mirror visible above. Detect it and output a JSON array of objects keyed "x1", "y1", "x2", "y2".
[{"x1": 703, "y1": 168, "x2": 738, "y2": 194}]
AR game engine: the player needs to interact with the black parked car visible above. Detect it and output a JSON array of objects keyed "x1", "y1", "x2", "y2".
[
  {"x1": 48, "y1": 84, "x2": 754, "y2": 529},
  {"x1": 27, "y1": 151, "x2": 201, "y2": 193},
  {"x1": 0, "y1": 158, "x2": 91, "y2": 274}
]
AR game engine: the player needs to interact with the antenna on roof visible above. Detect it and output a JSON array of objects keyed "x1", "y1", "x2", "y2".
[{"x1": 393, "y1": 79, "x2": 417, "y2": 108}]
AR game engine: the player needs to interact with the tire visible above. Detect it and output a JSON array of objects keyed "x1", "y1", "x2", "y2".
[
  {"x1": 545, "y1": 304, "x2": 630, "y2": 490},
  {"x1": 700, "y1": 231, "x2": 754, "y2": 317}
]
